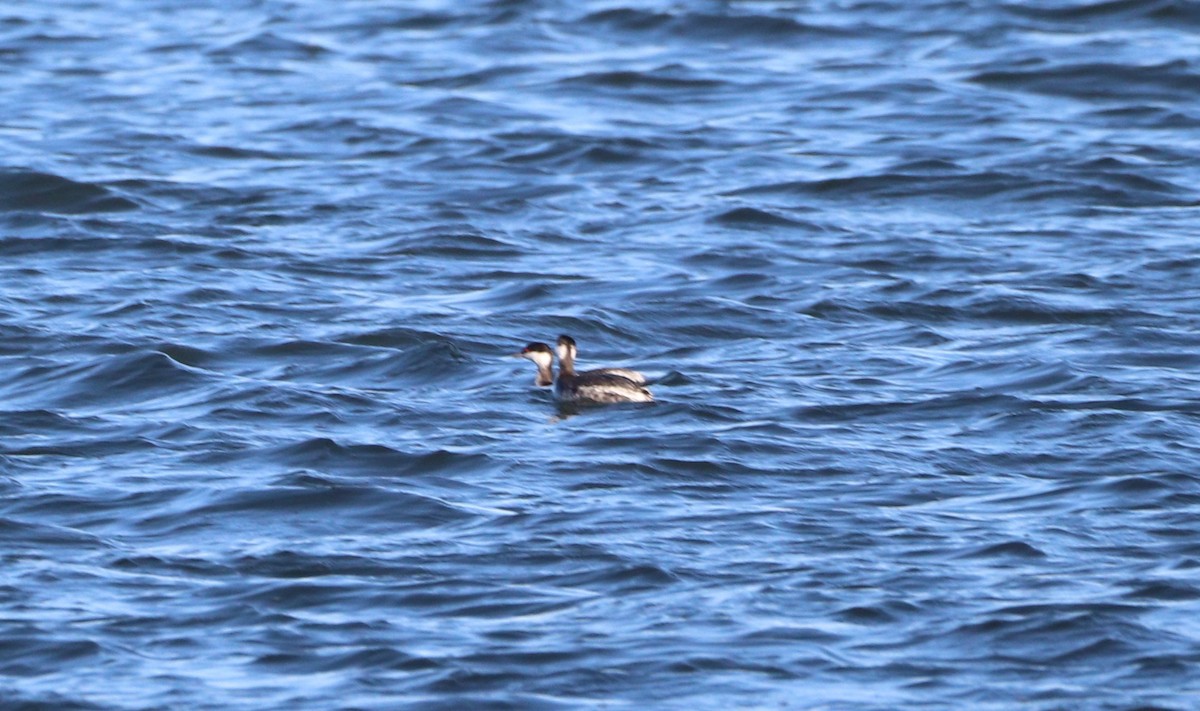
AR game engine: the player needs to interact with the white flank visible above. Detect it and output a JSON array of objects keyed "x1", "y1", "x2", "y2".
[{"x1": 574, "y1": 381, "x2": 653, "y2": 404}]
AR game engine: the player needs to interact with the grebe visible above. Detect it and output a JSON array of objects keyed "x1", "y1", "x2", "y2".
[
  {"x1": 513, "y1": 342, "x2": 555, "y2": 387},
  {"x1": 554, "y1": 334, "x2": 653, "y2": 404},
  {"x1": 556, "y1": 335, "x2": 647, "y2": 385}
]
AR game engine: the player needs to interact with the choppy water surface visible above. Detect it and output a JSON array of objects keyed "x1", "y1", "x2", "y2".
[{"x1": 3, "y1": 0, "x2": 1200, "y2": 707}]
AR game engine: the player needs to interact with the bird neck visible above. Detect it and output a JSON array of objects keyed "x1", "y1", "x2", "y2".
[
  {"x1": 536, "y1": 361, "x2": 554, "y2": 386},
  {"x1": 558, "y1": 353, "x2": 576, "y2": 377}
]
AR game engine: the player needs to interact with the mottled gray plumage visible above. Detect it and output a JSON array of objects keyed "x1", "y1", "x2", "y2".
[
  {"x1": 555, "y1": 334, "x2": 653, "y2": 404},
  {"x1": 555, "y1": 335, "x2": 648, "y2": 385}
]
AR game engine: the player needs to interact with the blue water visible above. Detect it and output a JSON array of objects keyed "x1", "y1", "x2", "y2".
[{"x1": 3, "y1": 0, "x2": 1200, "y2": 708}]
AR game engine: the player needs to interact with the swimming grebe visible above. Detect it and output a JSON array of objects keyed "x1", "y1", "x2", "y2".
[
  {"x1": 555, "y1": 335, "x2": 647, "y2": 385},
  {"x1": 513, "y1": 342, "x2": 555, "y2": 387},
  {"x1": 554, "y1": 334, "x2": 653, "y2": 404}
]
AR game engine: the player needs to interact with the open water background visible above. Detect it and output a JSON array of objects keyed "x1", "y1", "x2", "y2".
[{"x1": 3, "y1": 0, "x2": 1200, "y2": 708}]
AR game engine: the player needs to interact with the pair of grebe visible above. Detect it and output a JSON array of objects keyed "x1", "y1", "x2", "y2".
[{"x1": 515, "y1": 335, "x2": 653, "y2": 404}]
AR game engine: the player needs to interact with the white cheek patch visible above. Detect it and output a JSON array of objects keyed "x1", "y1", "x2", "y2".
[{"x1": 526, "y1": 352, "x2": 551, "y2": 368}]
